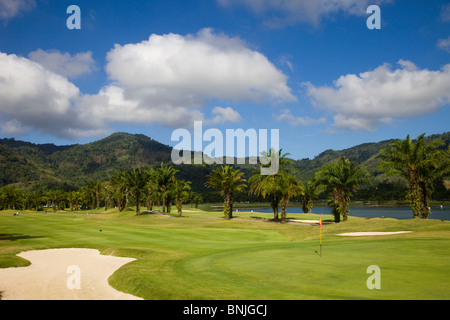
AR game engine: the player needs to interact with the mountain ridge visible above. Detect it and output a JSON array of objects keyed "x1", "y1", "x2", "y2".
[{"x1": 1, "y1": 131, "x2": 449, "y2": 192}]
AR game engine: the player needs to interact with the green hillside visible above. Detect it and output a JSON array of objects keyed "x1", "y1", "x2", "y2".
[{"x1": 1, "y1": 131, "x2": 449, "y2": 200}]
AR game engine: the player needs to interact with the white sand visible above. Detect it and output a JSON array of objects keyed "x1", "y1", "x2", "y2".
[
  {"x1": 338, "y1": 231, "x2": 412, "y2": 236},
  {"x1": 291, "y1": 219, "x2": 320, "y2": 224},
  {"x1": 0, "y1": 248, "x2": 143, "y2": 300}
]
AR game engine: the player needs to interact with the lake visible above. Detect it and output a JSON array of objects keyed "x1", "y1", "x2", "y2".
[{"x1": 241, "y1": 205, "x2": 450, "y2": 221}]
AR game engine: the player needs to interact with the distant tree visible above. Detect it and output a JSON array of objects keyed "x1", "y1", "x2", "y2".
[
  {"x1": 155, "y1": 163, "x2": 178, "y2": 213},
  {"x1": 46, "y1": 189, "x2": 65, "y2": 213},
  {"x1": 0, "y1": 185, "x2": 20, "y2": 210},
  {"x1": 111, "y1": 171, "x2": 127, "y2": 212},
  {"x1": 172, "y1": 178, "x2": 191, "y2": 217},
  {"x1": 301, "y1": 179, "x2": 320, "y2": 213},
  {"x1": 189, "y1": 192, "x2": 203, "y2": 209},
  {"x1": 146, "y1": 168, "x2": 156, "y2": 211},
  {"x1": 124, "y1": 168, "x2": 149, "y2": 214},
  {"x1": 205, "y1": 165, "x2": 246, "y2": 220}
]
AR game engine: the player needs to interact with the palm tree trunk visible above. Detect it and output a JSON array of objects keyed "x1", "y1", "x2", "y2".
[
  {"x1": 408, "y1": 171, "x2": 421, "y2": 219},
  {"x1": 341, "y1": 188, "x2": 349, "y2": 222},
  {"x1": 177, "y1": 196, "x2": 182, "y2": 217},
  {"x1": 332, "y1": 188, "x2": 340, "y2": 223},
  {"x1": 147, "y1": 188, "x2": 153, "y2": 211},
  {"x1": 271, "y1": 196, "x2": 279, "y2": 220},
  {"x1": 419, "y1": 180, "x2": 429, "y2": 219},
  {"x1": 135, "y1": 192, "x2": 140, "y2": 214},
  {"x1": 281, "y1": 197, "x2": 289, "y2": 223},
  {"x1": 224, "y1": 193, "x2": 233, "y2": 220}
]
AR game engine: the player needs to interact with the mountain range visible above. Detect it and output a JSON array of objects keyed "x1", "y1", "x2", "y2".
[{"x1": 1, "y1": 131, "x2": 449, "y2": 194}]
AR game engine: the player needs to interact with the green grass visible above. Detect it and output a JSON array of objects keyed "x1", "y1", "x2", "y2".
[{"x1": 1, "y1": 207, "x2": 450, "y2": 300}]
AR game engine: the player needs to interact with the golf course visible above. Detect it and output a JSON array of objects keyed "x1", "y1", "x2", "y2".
[{"x1": 1, "y1": 206, "x2": 449, "y2": 300}]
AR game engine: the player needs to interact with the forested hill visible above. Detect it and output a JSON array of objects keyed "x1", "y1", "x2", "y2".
[
  {"x1": 1, "y1": 131, "x2": 449, "y2": 192},
  {"x1": 0, "y1": 132, "x2": 172, "y2": 189}
]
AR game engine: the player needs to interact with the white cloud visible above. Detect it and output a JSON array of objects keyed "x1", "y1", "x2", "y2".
[
  {"x1": 276, "y1": 109, "x2": 326, "y2": 127},
  {"x1": 208, "y1": 106, "x2": 242, "y2": 124},
  {"x1": 437, "y1": 36, "x2": 450, "y2": 53},
  {"x1": 0, "y1": 29, "x2": 294, "y2": 139},
  {"x1": 99, "y1": 28, "x2": 295, "y2": 127},
  {"x1": 28, "y1": 49, "x2": 97, "y2": 79},
  {"x1": 218, "y1": 0, "x2": 390, "y2": 27},
  {"x1": 0, "y1": 0, "x2": 35, "y2": 23},
  {"x1": 304, "y1": 60, "x2": 450, "y2": 131},
  {"x1": 0, "y1": 52, "x2": 106, "y2": 138}
]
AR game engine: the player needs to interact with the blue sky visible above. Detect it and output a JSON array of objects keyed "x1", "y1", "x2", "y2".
[{"x1": 0, "y1": 0, "x2": 449, "y2": 160}]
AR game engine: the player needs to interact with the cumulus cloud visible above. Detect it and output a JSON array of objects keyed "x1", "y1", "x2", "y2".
[
  {"x1": 0, "y1": 52, "x2": 107, "y2": 138},
  {"x1": 208, "y1": 106, "x2": 242, "y2": 124},
  {"x1": 28, "y1": 49, "x2": 97, "y2": 79},
  {"x1": 98, "y1": 28, "x2": 295, "y2": 127},
  {"x1": 304, "y1": 60, "x2": 450, "y2": 131},
  {"x1": 0, "y1": 0, "x2": 35, "y2": 23},
  {"x1": 0, "y1": 29, "x2": 293, "y2": 138},
  {"x1": 218, "y1": 0, "x2": 390, "y2": 27},
  {"x1": 276, "y1": 109, "x2": 326, "y2": 127}
]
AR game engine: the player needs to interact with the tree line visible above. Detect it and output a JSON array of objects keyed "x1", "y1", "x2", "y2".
[
  {"x1": 0, "y1": 163, "x2": 200, "y2": 217},
  {"x1": 1, "y1": 133, "x2": 449, "y2": 222}
]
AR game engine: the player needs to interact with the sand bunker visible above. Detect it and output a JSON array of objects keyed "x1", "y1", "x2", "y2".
[
  {"x1": 291, "y1": 219, "x2": 320, "y2": 224},
  {"x1": 338, "y1": 231, "x2": 412, "y2": 236},
  {"x1": 0, "y1": 248, "x2": 142, "y2": 300}
]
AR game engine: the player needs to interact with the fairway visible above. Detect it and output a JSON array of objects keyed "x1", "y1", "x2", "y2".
[{"x1": 1, "y1": 209, "x2": 450, "y2": 300}]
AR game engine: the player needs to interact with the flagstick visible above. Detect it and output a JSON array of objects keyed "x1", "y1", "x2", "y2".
[
  {"x1": 320, "y1": 225, "x2": 322, "y2": 257},
  {"x1": 316, "y1": 214, "x2": 323, "y2": 257}
]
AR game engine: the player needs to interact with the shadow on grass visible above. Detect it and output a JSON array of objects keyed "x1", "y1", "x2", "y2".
[{"x1": 0, "y1": 233, "x2": 44, "y2": 241}]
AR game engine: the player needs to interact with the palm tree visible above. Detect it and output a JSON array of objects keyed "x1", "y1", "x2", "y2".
[
  {"x1": 146, "y1": 168, "x2": 156, "y2": 211},
  {"x1": 155, "y1": 163, "x2": 178, "y2": 213},
  {"x1": 275, "y1": 172, "x2": 304, "y2": 223},
  {"x1": 46, "y1": 189, "x2": 65, "y2": 213},
  {"x1": 189, "y1": 192, "x2": 203, "y2": 209},
  {"x1": 205, "y1": 165, "x2": 247, "y2": 220},
  {"x1": 0, "y1": 185, "x2": 20, "y2": 210},
  {"x1": 378, "y1": 133, "x2": 447, "y2": 219},
  {"x1": 172, "y1": 178, "x2": 191, "y2": 217},
  {"x1": 86, "y1": 180, "x2": 103, "y2": 209},
  {"x1": 315, "y1": 157, "x2": 371, "y2": 222},
  {"x1": 248, "y1": 149, "x2": 295, "y2": 220},
  {"x1": 111, "y1": 171, "x2": 127, "y2": 212},
  {"x1": 301, "y1": 178, "x2": 320, "y2": 214},
  {"x1": 124, "y1": 168, "x2": 149, "y2": 214}
]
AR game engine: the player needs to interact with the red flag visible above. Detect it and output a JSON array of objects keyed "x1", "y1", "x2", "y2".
[{"x1": 319, "y1": 215, "x2": 322, "y2": 228}]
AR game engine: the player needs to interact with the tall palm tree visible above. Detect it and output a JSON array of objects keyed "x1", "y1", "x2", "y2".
[
  {"x1": 249, "y1": 149, "x2": 295, "y2": 220},
  {"x1": 86, "y1": 180, "x2": 103, "y2": 209},
  {"x1": 172, "y1": 178, "x2": 191, "y2": 217},
  {"x1": 0, "y1": 185, "x2": 20, "y2": 210},
  {"x1": 146, "y1": 168, "x2": 156, "y2": 211},
  {"x1": 301, "y1": 178, "x2": 320, "y2": 214},
  {"x1": 110, "y1": 171, "x2": 127, "y2": 212},
  {"x1": 271, "y1": 171, "x2": 304, "y2": 223},
  {"x1": 315, "y1": 157, "x2": 371, "y2": 222},
  {"x1": 155, "y1": 163, "x2": 178, "y2": 213},
  {"x1": 46, "y1": 189, "x2": 65, "y2": 213},
  {"x1": 378, "y1": 133, "x2": 447, "y2": 219},
  {"x1": 205, "y1": 165, "x2": 247, "y2": 220},
  {"x1": 124, "y1": 168, "x2": 149, "y2": 214}
]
